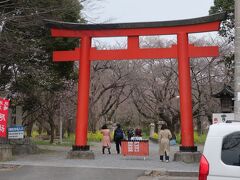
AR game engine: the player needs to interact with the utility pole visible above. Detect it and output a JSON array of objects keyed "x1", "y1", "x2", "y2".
[{"x1": 234, "y1": 0, "x2": 240, "y2": 120}]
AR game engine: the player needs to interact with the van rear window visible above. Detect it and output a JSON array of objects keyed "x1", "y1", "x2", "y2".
[{"x1": 221, "y1": 132, "x2": 240, "y2": 166}]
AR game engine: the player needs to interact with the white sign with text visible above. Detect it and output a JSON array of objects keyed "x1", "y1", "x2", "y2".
[{"x1": 212, "y1": 113, "x2": 234, "y2": 124}]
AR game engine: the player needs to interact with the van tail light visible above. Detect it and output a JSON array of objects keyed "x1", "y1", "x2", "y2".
[{"x1": 199, "y1": 155, "x2": 209, "y2": 180}]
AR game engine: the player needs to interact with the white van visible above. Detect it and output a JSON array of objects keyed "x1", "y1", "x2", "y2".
[{"x1": 199, "y1": 121, "x2": 240, "y2": 180}]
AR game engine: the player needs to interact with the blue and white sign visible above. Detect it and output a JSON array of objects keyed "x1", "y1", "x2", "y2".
[{"x1": 8, "y1": 125, "x2": 24, "y2": 139}]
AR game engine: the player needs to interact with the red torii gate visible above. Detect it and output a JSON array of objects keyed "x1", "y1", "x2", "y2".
[{"x1": 45, "y1": 13, "x2": 225, "y2": 152}]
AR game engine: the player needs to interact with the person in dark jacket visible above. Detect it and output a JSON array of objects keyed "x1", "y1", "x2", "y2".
[
  {"x1": 113, "y1": 123, "x2": 124, "y2": 154},
  {"x1": 127, "y1": 127, "x2": 134, "y2": 140}
]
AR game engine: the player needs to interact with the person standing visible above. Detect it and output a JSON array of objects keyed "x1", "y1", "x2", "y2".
[
  {"x1": 114, "y1": 123, "x2": 124, "y2": 154},
  {"x1": 131, "y1": 127, "x2": 143, "y2": 140},
  {"x1": 127, "y1": 127, "x2": 134, "y2": 140},
  {"x1": 159, "y1": 124, "x2": 172, "y2": 162},
  {"x1": 100, "y1": 124, "x2": 111, "y2": 154},
  {"x1": 135, "y1": 127, "x2": 142, "y2": 137}
]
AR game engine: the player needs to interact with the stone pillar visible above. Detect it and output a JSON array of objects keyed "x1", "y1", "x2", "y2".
[
  {"x1": 149, "y1": 123, "x2": 155, "y2": 138},
  {"x1": 0, "y1": 144, "x2": 12, "y2": 161},
  {"x1": 235, "y1": 0, "x2": 240, "y2": 120},
  {"x1": 7, "y1": 108, "x2": 13, "y2": 127},
  {"x1": 16, "y1": 106, "x2": 23, "y2": 125}
]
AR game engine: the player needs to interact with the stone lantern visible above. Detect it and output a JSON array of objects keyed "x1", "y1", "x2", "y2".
[
  {"x1": 149, "y1": 123, "x2": 155, "y2": 138},
  {"x1": 212, "y1": 84, "x2": 234, "y2": 113}
]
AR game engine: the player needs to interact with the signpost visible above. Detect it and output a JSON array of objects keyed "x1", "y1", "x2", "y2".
[
  {"x1": 121, "y1": 140, "x2": 149, "y2": 159},
  {"x1": 0, "y1": 97, "x2": 10, "y2": 138}
]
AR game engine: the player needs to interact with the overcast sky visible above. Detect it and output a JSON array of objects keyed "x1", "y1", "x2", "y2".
[
  {"x1": 83, "y1": 0, "x2": 215, "y2": 23},
  {"x1": 82, "y1": 0, "x2": 217, "y2": 45}
]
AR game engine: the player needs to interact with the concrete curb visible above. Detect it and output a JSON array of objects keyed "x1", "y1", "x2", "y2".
[
  {"x1": 144, "y1": 170, "x2": 198, "y2": 177},
  {"x1": 0, "y1": 164, "x2": 22, "y2": 171},
  {"x1": 167, "y1": 170, "x2": 198, "y2": 177}
]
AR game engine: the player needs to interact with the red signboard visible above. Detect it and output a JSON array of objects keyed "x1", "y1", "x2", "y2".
[
  {"x1": 121, "y1": 140, "x2": 149, "y2": 157},
  {"x1": 0, "y1": 97, "x2": 10, "y2": 137}
]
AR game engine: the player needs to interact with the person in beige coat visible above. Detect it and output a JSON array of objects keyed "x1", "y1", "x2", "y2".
[{"x1": 159, "y1": 124, "x2": 172, "y2": 162}]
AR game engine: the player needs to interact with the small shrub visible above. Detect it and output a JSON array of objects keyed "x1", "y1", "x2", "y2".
[
  {"x1": 194, "y1": 132, "x2": 206, "y2": 144},
  {"x1": 141, "y1": 127, "x2": 150, "y2": 137},
  {"x1": 152, "y1": 132, "x2": 158, "y2": 139},
  {"x1": 176, "y1": 133, "x2": 181, "y2": 144},
  {"x1": 87, "y1": 131, "x2": 103, "y2": 142},
  {"x1": 175, "y1": 132, "x2": 206, "y2": 144},
  {"x1": 65, "y1": 133, "x2": 75, "y2": 143},
  {"x1": 31, "y1": 131, "x2": 40, "y2": 138}
]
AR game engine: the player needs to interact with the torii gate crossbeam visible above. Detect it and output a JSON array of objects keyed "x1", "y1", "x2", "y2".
[{"x1": 45, "y1": 13, "x2": 225, "y2": 152}]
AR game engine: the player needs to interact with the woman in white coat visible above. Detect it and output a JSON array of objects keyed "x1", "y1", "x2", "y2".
[{"x1": 159, "y1": 124, "x2": 172, "y2": 162}]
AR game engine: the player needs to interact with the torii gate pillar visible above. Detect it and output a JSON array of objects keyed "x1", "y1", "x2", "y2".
[
  {"x1": 45, "y1": 13, "x2": 225, "y2": 160},
  {"x1": 177, "y1": 32, "x2": 195, "y2": 151},
  {"x1": 73, "y1": 36, "x2": 91, "y2": 150}
]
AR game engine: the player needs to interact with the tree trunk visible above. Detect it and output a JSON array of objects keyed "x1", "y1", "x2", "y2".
[
  {"x1": 67, "y1": 118, "x2": 73, "y2": 138},
  {"x1": 196, "y1": 107, "x2": 202, "y2": 135},
  {"x1": 50, "y1": 121, "x2": 55, "y2": 144},
  {"x1": 196, "y1": 117, "x2": 202, "y2": 135},
  {"x1": 26, "y1": 121, "x2": 34, "y2": 137},
  {"x1": 37, "y1": 126, "x2": 43, "y2": 135}
]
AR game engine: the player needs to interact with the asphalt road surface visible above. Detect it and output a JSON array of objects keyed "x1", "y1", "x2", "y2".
[
  {"x1": 1, "y1": 165, "x2": 145, "y2": 180},
  {"x1": 0, "y1": 165, "x2": 197, "y2": 180}
]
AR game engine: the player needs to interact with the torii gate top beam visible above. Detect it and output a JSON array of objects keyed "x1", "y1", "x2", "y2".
[
  {"x1": 45, "y1": 13, "x2": 226, "y2": 62},
  {"x1": 45, "y1": 13, "x2": 226, "y2": 38}
]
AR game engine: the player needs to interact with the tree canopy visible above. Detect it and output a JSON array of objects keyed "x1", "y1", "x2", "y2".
[
  {"x1": 209, "y1": 0, "x2": 234, "y2": 84},
  {"x1": 0, "y1": 0, "x2": 84, "y2": 91},
  {"x1": 209, "y1": 0, "x2": 234, "y2": 40},
  {"x1": 0, "y1": 0, "x2": 85, "y2": 142}
]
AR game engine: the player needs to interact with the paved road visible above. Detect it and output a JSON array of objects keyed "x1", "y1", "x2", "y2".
[
  {"x1": 1, "y1": 165, "x2": 145, "y2": 180},
  {"x1": 0, "y1": 165, "x2": 197, "y2": 180},
  {"x1": 0, "y1": 141, "x2": 201, "y2": 180}
]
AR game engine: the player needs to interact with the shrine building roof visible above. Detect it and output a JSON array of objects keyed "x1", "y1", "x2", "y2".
[{"x1": 212, "y1": 84, "x2": 234, "y2": 98}]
